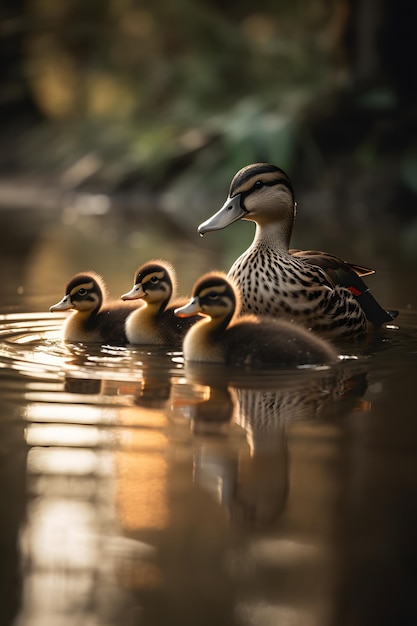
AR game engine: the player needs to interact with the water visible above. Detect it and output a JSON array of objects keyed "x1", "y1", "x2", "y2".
[
  {"x1": 1, "y1": 305, "x2": 417, "y2": 626},
  {"x1": 0, "y1": 206, "x2": 416, "y2": 626}
]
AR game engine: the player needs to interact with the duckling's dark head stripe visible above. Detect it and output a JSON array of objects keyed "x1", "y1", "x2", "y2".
[
  {"x1": 134, "y1": 262, "x2": 174, "y2": 288},
  {"x1": 69, "y1": 281, "x2": 94, "y2": 297},
  {"x1": 192, "y1": 272, "x2": 242, "y2": 320},
  {"x1": 230, "y1": 163, "x2": 293, "y2": 197},
  {"x1": 66, "y1": 275, "x2": 98, "y2": 295},
  {"x1": 136, "y1": 268, "x2": 166, "y2": 285},
  {"x1": 193, "y1": 272, "x2": 231, "y2": 296}
]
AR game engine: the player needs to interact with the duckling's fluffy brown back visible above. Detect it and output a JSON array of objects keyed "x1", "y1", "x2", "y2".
[
  {"x1": 63, "y1": 299, "x2": 140, "y2": 344},
  {"x1": 125, "y1": 297, "x2": 201, "y2": 346},
  {"x1": 220, "y1": 316, "x2": 338, "y2": 366}
]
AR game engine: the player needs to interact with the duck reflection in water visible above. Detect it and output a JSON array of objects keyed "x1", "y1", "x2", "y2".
[{"x1": 173, "y1": 362, "x2": 368, "y2": 529}]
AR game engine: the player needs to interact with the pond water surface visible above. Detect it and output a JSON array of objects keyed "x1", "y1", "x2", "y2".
[
  {"x1": 1, "y1": 304, "x2": 417, "y2": 626},
  {"x1": 1, "y1": 205, "x2": 417, "y2": 626}
]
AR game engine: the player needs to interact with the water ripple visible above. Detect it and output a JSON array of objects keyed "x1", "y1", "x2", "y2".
[{"x1": 0, "y1": 312, "x2": 182, "y2": 383}]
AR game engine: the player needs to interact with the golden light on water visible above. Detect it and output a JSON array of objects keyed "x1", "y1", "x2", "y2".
[
  {"x1": 115, "y1": 408, "x2": 170, "y2": 532},
  {"x1": 24, "y1": 398, "x2": 171, "y2": 532},
  {"x1": 20, "y1": 391, "x2": 170, "y2": 622},
  {"x1": 115, "y1": 446, "x2": 168, "y2": 531}
]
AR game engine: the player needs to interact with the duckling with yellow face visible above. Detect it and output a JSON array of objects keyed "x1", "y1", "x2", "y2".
[
  {"x1": 50, "y1": 272, "x2": 140, "y2": 344},
  {"x1": 121, "y1": 260, "x2": 202, "y2": 346},
  {"x1": 198, "y1": 163, "x2": 398, "y2": 339},
  {"x1": 174, "y1": 272, "x2": 338, "y2": 366}
]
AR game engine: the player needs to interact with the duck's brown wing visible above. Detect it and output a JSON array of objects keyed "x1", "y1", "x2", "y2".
[
  {"x1": 290, "y1": 249, "x2": 375, "y2": 277},
  {"x1": 289, "y1": 249, "x2": 398, "y2": 326}
]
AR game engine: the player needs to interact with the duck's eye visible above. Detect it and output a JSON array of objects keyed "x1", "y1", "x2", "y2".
[
  {"x1": 78, "y1": 288, "x2": 87, "y2": 296},
  {"x1": 253, "y1": 180, "x2": 263, "y2": 190},
  {"x1": 150, "y1": 276, "x2": 159, "y2": 283},
  {"x1": 207, "y1": 291, "x2": 219, "y2": 300}
]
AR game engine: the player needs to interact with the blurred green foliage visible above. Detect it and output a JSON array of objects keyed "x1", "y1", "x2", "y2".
[
  {"x1": 0, "y1": 0, "x2": 416, "y2": 267},
  {"x1": 14, "y1": 0, "x2": 343, "y2": 186}
]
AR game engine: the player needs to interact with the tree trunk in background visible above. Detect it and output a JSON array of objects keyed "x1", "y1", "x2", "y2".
[{"x1": 346, "y1": 0, "x2": 417, "y2": 104}]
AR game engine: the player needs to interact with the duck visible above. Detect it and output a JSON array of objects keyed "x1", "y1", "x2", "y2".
[
  {"x1": 174, "y1": 272, "x2": 338, "y2": 366},
  {"x1": 198, "y1": 163, "x2": 398, "y2": 339},
  {"x1": 50, "y1": 272, "x2": 141, "y2": 344},
  {"x1": 121, "y1": 260, "x2": 202, "y2": 346}
]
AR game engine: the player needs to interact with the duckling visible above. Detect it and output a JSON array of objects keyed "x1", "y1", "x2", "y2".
[
  {"x1": 198, "y1": 163, "x2": 398, "y2": 339},
  {"x1": 174, "y1": 272, "x2": 338, "y2": 366},
  {"x1": 121, "y1": 260, "x2": 201, "y2": 346},
  {"x1": 50, "y1": 272, "x2": 141, "y2": 344}
]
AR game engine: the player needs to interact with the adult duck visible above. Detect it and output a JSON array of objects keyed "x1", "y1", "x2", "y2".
[{"x1": 198, "y1": 163, "x2": 397, "y2": 339}]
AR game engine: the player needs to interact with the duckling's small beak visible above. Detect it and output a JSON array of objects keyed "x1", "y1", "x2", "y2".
[
  {"x1": 121, "y1": 283, "x2": 146, "y2": 300},
  {"x1": 198, "y1": 194, "x2": 245, "y2": 235},
  {"x1": 50, "y1": 295, "x2": 72, "y2": 312},
  {"x1": 174, "y1": 297, "x2": 201, "y2": 317}
]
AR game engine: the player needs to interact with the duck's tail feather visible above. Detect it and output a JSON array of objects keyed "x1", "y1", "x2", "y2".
[{"x1": 353, "y1": 289, "x2": 398, "y2": 326}]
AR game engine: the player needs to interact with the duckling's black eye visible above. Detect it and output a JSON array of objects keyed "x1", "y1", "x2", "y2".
[
  {"x1": 253, "y1": 180, "x2": 263, "y2": 190},
  {"x1": 150, "y1": 276, "x2": 158, "y2": 283},
  {"x1": 207, "y1": 290, "x2": 219, "y2": 300},
  {"x1": 78, "y1": 288, "x2": 87, "y2": 296}
]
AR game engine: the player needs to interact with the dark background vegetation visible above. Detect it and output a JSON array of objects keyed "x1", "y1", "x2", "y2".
[{"x1": 0, "y1": 0, "x2": 416, "y2": 306}]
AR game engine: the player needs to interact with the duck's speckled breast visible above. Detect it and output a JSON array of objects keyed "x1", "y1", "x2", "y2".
[{"x1": 228, "y1": 244, "x2": 368, "y2": 338}]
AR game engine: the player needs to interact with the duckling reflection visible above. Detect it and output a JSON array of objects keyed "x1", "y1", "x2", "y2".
[
  {"x1": 132, "y1": 360, "x2": 172, "y2": 410},
  {"x1": 171, "y1": 381, "x2": 236, "y2": 435},
  {"x1": 171, "y1": 372, "x2": 288, "y2": 529},
  {"x1": 64, "y1": 376, "x2": 102, "y2": 395},
  {"x1": 61, "y1": 350, "x2": 173, "y2": 411},
  {"x1": 174, "y1": 362, "x2": 368, "y2": 529}
]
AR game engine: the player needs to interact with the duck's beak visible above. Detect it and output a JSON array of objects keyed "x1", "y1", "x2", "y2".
[
  {"x1": 121, "y1": 283, "x2": 146, "y2": 300},
  {"x1": 174, "y1": 297, "x2": 201, "y2": 317},
  {"x1": 50, "y1": 295, "x2": 72, "y2": 312},
  {"x1": 198, "y1": 194, "x2": 245, "y2": 235}
]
